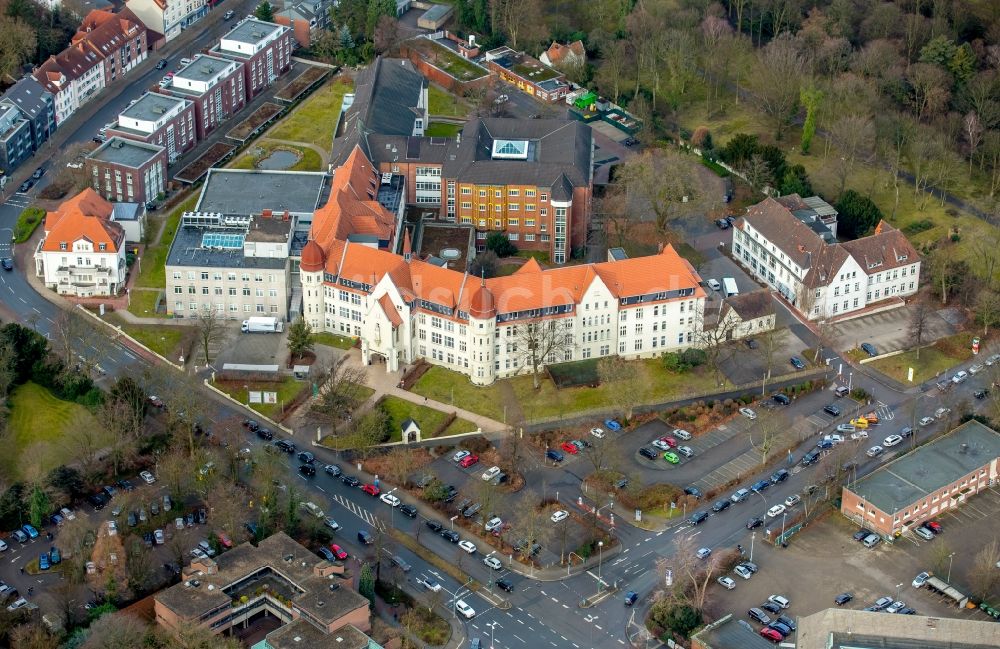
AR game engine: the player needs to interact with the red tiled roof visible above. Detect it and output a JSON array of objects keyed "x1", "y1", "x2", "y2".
[
  {"x1": 43, "y1": 188, "x2": 124, "y2": 253},
  {"x1": 544, "y1": 40, "x2": 585, "y2": 65},
  {"x1": 378, "y1": 294, "x2": 402, "y2": 328}
]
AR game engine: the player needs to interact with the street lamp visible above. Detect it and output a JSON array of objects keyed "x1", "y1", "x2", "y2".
[
  {"x1": 487, "y1": 621, "x2": 499, "y2": 649},
  {"x1": 947, "y1": 552, "x2": 956, "y2": 583},
  {"x1": 780, "y1": 512, "x2": 787, "y2": 545},
  {"x1": 895, "y1": 582, "x2": 904, "y2": 601},
  {"x1": 596, "y1": 541, "x2": 604, "y2": 595}
]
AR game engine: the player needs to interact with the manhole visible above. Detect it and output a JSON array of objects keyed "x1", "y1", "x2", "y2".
[{"x1": 440, "y1": 248, "x2": 461, "y2": 260}]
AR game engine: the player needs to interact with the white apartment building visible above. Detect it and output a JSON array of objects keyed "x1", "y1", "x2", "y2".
[
  {"x1": 733, "y1": 195, "x2": 921, "y2": 321},
  {"x1": 126, "y1": 0, "x2": 207, "y2": 42}
]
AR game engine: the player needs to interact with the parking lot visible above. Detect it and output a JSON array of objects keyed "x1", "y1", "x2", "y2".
[
  {"x1": 828, "y1": 304, "x2": 957, "y2": 355},
  {"x1": 706, "y1": 486, "x2": 1000, "y2": 627}
]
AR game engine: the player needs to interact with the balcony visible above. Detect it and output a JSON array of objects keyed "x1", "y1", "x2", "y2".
[{"x1": 55, "y1": 265, "x2": 115, "y2": 278}]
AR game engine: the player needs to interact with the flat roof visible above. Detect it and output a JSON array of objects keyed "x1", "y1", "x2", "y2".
[
  {"x1": 196, "y1": 169, "x2": 328, "y2": 216},
  {"x1": 89, "y1": 137, "x2": 164, "y2": 167},
  {"x1": 847, "y1": 420, "x2": 1000, "y2": 513},
  {"x1": 223, "y1": 18, "x2": 284, "y2": 46},
  {"x1": 420, "y1": 3, "x2": 453, "y2": 20},
  {"x1": 690, "y1": 614, "x2": 779, "y2": 649},
  {"x1": 166, "y1": 224, "x2": 287, "y2": 270},
  {"x1": 265, "y1": 621, "x2": 370, "y2": 649},
  {"x1": 175, "y1": 55, "x2": 238, "y2": 86},
  {"x1": 245, "y1": 214, "x2": 293, "y2": 243},
  {"x1": 120, "y1": 92, "x2": 189, "y2": 123},
  {"x1": 796, "y1": 609, "x2": 1000, "y2": 649}
]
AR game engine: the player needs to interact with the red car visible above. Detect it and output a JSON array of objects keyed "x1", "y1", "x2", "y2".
[
  {"x1": 361, "y1": 484, "x2": 380, "y2": 496},
  {"x1": 215, "y1": 531, "x2": 233, "y2": 548},
  {"x1": 330, "y1": 544, "x2": 348, "y2": 560},
  {"x1": 459, "y1": 454, "x2": 479, "y2": 468},
  {"x1": 659, "y1": 436, "x2": 678, "y2": 448},
  {"x1": 560, "y1": 442, "x2": 579, "y2": 455},
  {"x1": 924, "y1": 520, "x2": 942, "y2": 533},
  {"x1": 759, "y1": 628, "x2": 782, "y2": 643}
]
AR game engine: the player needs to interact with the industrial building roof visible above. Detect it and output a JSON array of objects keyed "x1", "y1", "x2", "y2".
[
  {"x1": 89, "y1": 137, "x2": 164, "y2": 167},
  {"x1": 196, "y1": 169, "x2": 328, "y2": 216}
]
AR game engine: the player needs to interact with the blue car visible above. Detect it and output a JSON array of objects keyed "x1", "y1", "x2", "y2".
[
  {"x1": 751, "y1": 480, "x2": 770, "y2": 493},
  {"x1": 49, "y1": 547, "x2": 61, "y2": 564},
  {"x1": 604, "y1": 419, "x2": 622, "y2": 432},
  {"x1": 790, "y1": 356, "x2": 805, "y2": 369},
  {"x1": 39, "y1": 552, "x2": 50, "y2": 570},
  {"x1": 22, "y1": 524, "x2": 39, "y2": 539},
  {"x1": 546, "y1": 449, "x2": 564, "y2": 462},
  {"x1": 316, "y1": 547, "x2": 335, "y2": 562}
]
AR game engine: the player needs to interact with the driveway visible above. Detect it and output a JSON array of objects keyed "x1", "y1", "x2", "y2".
[
  {"x1": 718, "y1": 328, "x2": 813, "y2": 386},
  {"x1": 828, "y1": 305, "x2": 956, "y2": 355}
]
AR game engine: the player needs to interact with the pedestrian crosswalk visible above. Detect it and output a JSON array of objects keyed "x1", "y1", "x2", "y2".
[{"x1": 329, "y1": 492, "x2": 385, "y2": 531}]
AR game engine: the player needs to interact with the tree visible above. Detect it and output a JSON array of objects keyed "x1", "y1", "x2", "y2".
[
  {"x1": 287, "y1": 317, "x2": 314, "y2": 362},
  {"x1": 310, "y1": 361, "x2": 369, "y2": 435},
  {"x1": 333, "y1": 404, "x2": 391, "y2": 457},
  {"x1": 696, "y1": 311, "x2": 736, "y2": 387},
  {"x1": 80, "y1": 612, "x2": 155, "y2": 649},
  {"x1": 509, "y1": 319, "x2": 574, "y2": 390},
  {"x1": 779, "y1": 164, "x2": 812, "y2": 197},
  {"x1": 28, "y1": 485, "x2": 50, "y2": 529},
  {"x1": 125, "y1": 536, "x2": 154, "y2": 594},
  {"x1": 750, "y1": 33, "x2": 808, "y2": 138},
  {"x1": 338, "y1": 24, "x2": 356, "y2": 52},
  {"x1": 741, "y1": 153, "x2": 773, "y2": 191},
  {"x1": 254, "y1": 1, "x2": 274, "y2": 22},
  {"x1": 485, "y1": 232, "x2": 517, "y2": 257},
  {"x1": 597, "y1": 356, "x2": 640, "y2": 420},
  {"x1": 46, "y1": 465, "x2": 85, "y2": 503},
  {"x1": 829, "y1": 115, "x2": 875, "y2": 196},
  {"x1": 747, "y1": 410, "x2": 790, "y2": 467},
  {"x1": 158, "y1": 446, "x2": 194, "y2": 503},
  {"x1": 162, "y1": 373, "x2": 209, "y2": 457},
  {"x1": 968, "y1": 539, "x2": 1000, "y2": 600},
  {"x1": 490, "y1": 0, "x2": 543, "y2": 49},
  {"x1": 359, "y1": 562, "x2": 375, "y2": 607},
  {"x1": 382, "y1": 447, "x2": 416, "y2": 488},
  {"x1": 975, "y1": 290, "x2": 1000, "y2": 337},
  {"x1": 799, "y1": 86, "x2": 822, "y2": 154},
  {"x1": 835, "y1": 190, "x2": 883, "y2": 239},
  {"x1": 10, "y1": 622, "x2": 59, "y2": 649},
  {"x1": 614, "y1": 149, "x2": 700, "y2": 234},
  {"x1": 908, "y1": 301, "x2": 933, "y2": 360},
  {"x1": 511, "y1": 494, "x2": 549, "y2": 561},
  {"x1": 0, "y1": 14, "x2": 36, "y2": 80},
  {"x1": 907, "y1": 63, "x2": 951, "y2": 122},
  {"x1": 373, "y1": 15, "x2": 399, "y2": 53},
  {"x1": 467, "y1": 251, "x2": 500, "y2": 279},
  {"x1": 196, "y1": 311, "x2": 225, "y2": 365}
]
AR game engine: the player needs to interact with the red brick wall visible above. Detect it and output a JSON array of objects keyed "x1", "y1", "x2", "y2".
[
  {"x1": 275, "y1": 16, "x2": 311, "y2": 48},
  {"x1": 400, "y1": 46, "x2": 492, "y2": 96}
]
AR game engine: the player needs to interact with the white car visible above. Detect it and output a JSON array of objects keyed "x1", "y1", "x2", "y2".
[
  {"x1": 420, "y1": 577, "x2": 442, "y2": 592},
  {"x1": 919, "y1": 416, "x2": 935, "y2": 426},
  {"x1": 767, "y1": 504, "x2": 786, "y2": 518},
  {"x1": 154, "y1": 529, "x2": 164, "y2": 544},
  {"x1": 768, "y1": 594, "x2": 790, "y2": 609},
  {"x1": 836, "y1": 424, "x2": 856, "y2": 434},
  {"x1": 452, "y1": 450, "x2": 470, "y2": 462},
  {"x1": 883, "y1": 434, "x2": 903, "y2": 447},
  {"x1": 677, "y1": 445, "x2": 694, "y2": 458},
  {"x1": 696, "y1": 547, "x2": 712, "y2": 559},
  {"x1": 484, "y1": 517, "x2": 503, "y2": 532},
  {"x1": 483, "y1": 555, "x2": 502, "y2": 570},
  {"x1": 784, "y1": 494, "x2": 800, "y2": 507},
  {"x1": 482, "y1": 466, "x2": 501, "y2": 482},
  {"x1": 707, "y1": 279, "x2": 722, "y2": 291},
  {"x1": 651, "y1": 439, "x2": 671, "y2": 451},
  {"x1": 190, "y1": 548, "x2": 207, "y2": 560},
  {"x1": 107, "y1": 521, "x2": 118, "y2": 536},
  {"x1": 0, "y1": 540, "x2": 7, "y2": 552},
  {"x1": 969, "y1": 363, "x2": 984, "y2": 375},
  {"x1": 550, "y1": 510, "x2": 569, "y2": 523},
  {"x1": 740, "y1": 407, "x2": 757, "y2": 420},
  {"x1": 912, "y1": 571, "x2": 930, "y2": 588},
  {"x1": 718, "y1": 576, "x2": 736, "y2": 590},
  {"x1": 850, "y1": 431, "x2": 868, "y2": 440},
  {"x1": 934, "y1": 407, "x2": 951, "y2": 419},
  {"x1": 734, "y1": 564, "x2": 753, "y2": 579},
  {"x1": 380, "y1": 493, "x2": 400, "y2": 507},
  {"x1": 455, "y1": 599, "x2": 476, "y2": 619},
  {"x1": 824, "y1": 434, "x2": 845, "y2": 445},
  {"x1": 60, "y1": 507, "x2": 76, "y2": 521},
  {"x1": 673, "y1": 429, "x2": 692, "y2": 441},
  {"x1": 590, "y1": 427, "x2": 605, "y2": 438},
  {"x1": 140, "y1": 470, "x2": 156, "y2": 485},
  {"x1": 985, "y1": 353, "x2": 1000, "y2": 366},
  {"x1": 952, "y1": 371, "x2": 968, "y2": 384},
  {"x1": 866, "y1": 445, "x2": 884, "y2": 457},
  {"x1": 6, "y1": 598, "x2": 29, "y2": 612},
  {"x1": 458, "y1": 540, "x2": 477, "y2": 554}
]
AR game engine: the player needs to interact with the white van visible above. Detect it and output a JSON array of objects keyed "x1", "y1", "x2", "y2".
[{"x1": 722, "y1": 277, "x2": 739, "y2": 297}]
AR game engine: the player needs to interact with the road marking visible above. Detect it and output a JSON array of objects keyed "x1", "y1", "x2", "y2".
[
  {"x1": 551, "y1": 597, "x2": 558, "y2": 603},
  {"x1": 513, "y1": 635, "x2": 525, "y2": 643},
  {"x1": 562, "y1": 604, "x2": 569, "y2": 609},
  {"x1": 594, "y1": 624, "x2": 602, "y2": 630}
]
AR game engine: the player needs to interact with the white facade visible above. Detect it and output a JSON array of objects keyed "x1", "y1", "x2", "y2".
[
  {"x1": 219, "y1": 19, "x2": 288, "y2": 56},
  {"x1": 74, "y1": 62, "x2": 106, "y2": 109},
  {"x1": 126, "y1": 0, "x2": 207, "y2": 41},
  {"x1": 172, "y1": 56, "x2": 241, "y2": 94},
  {"x1": 117, "y1": 94, "x2": 190, "y2": 134},
  {"x1": 36, "y1": 236, "x2": 127, "y2": 298}
]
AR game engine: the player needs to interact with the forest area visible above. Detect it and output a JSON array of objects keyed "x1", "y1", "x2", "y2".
[{"x1": 441, "y1": 0, "x2": 1000, "y2": 321}]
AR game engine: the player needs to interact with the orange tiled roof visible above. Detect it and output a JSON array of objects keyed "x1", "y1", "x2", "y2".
[
  {"x1": 42, "y1": 188, "x2": 125, "y2": 253},
  {"x1": 378, "y1": 294, "x2": 402, "y2": 328}
]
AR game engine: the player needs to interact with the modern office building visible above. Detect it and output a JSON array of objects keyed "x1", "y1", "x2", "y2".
[
  {"x1": 210, "y1": 18, "x2": 293, "y2": 100},
  {"x1": 165, "y1": 54, "x2": 246, "y2": 140},
  {"x1": 732, "y1": 195, "x2": 921, "y2": 320},
  {"x1": 841, "y1": 420, "x2": 1000, "y2": 537},
  {"x1": 85, "y1": 137, "x2": 167, "y2": 205},
  {"x1": 108, "y1": 92, "x2": 197, "y2": 161}
]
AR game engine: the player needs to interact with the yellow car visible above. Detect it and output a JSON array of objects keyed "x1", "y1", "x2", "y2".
[{"x1": 850, "y1": 417, "x2": 869, "y2": 429}]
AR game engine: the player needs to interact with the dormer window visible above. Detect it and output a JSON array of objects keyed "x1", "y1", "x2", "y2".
[
  {"x1": 896, "y1": 254, "x2": 907, "y2": 262},
  {"x1": 99, "y1": 243, "x2": 107, "y2": 251},
  {"x1": 59, "y1": 242, "x2": 67, "y2": 251},
  {"x1": 867, "y1": 261, "x2": 882, "y2": 270}
]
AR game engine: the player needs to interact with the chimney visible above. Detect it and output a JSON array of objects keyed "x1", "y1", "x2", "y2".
[
  {"x1": 262, "y1": 209, "x2": 273, "y2": 218},
  {"x1": 469, "y1": 34, "x2": 476, "y2": 47},
  {"x1": 282, "y1": 210, "x2": 289, "y2": 221}
]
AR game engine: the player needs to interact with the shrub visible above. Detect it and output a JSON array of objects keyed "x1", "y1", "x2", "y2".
[
  {"x1": 460, "y1": 436, "x2": 490, "y2": 453},
  {"x1": 13, "y1": 206, "x2": 45, "y2": 244},
  {"x1": 903, "y1": 219, "x2": 934, "y2": 235},
  {"x1": 485, "y1": 232, "x2": 517, "y2": 257},
  {"x1": 691, "y1": 126, "x2": 712, "y2": 150}
]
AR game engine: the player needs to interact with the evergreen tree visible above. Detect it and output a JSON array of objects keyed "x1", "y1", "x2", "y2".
[
  {"x1": 29, "y1": 485, "x2": 50, "y2": 529},
  {"x1": 339, "y1": 24, "x2": 356, "y2": 51},
  {"x1": 359, "y1": 562, "x2": 376, "y2": 607},
  {"x1": 254, "y1": 1, "x2": 274, "y2": 22},
  {"x1": 287, "y1": 317, "x2": 315, "y2": 361}
]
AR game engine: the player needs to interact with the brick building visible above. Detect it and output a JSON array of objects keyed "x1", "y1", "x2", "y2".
[
  {"x1": 274, "y1": 0, "x2": 332, "y2": 48},
  {"x1": 85, "y1": 137, "x2": 167, "y2": 205},
  {"x1": 483, "y1": 46, "x2": 570, "y2": 102},
  {"x1": 34, "y1": 45, "x2": 105, "y2": 125},
  {"x1": 210, "y1": 18, "x2": 293, "y2": 100},
  {"x1": 841, "y1": 420, "x2": 1000, "y2": 538},
  {"x1": 72, "y1": 10, "x2": 148, "y2": 85},
  {"x1": 165, "y1": 54, "x2": 246, "y2": 139},
  {"x1": 401, "y1": 35, "x2": 491, "y2": 95},
  {"x1": 108, "y1": 92, "x2": 196, "y2": 161},
  {"x1": 125, "y1": 0, "x2": 207, "y2": 42}
]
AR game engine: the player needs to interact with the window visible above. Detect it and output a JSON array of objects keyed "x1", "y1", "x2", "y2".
[
  {"x1": 525, "y1": 234, "x2": 535, "y2": 241},
  {"x1": 525, "y1": 219, "x2": 535, "y2": 227},
  {"x1": 508, "y1": 218, "x2": 519, "y2": 227},
  {"x1": 462, "y1": 187, "x2": 471, "y2": 195}
]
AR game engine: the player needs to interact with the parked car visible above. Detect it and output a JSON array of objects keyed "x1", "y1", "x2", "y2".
[
  {"x1": 835, "y1": 592, "x2": 853, "y2": 605},
  {"x1": 731, "y1": 488, "x2": 750, "y2": 503},
  {"x1": 739, "y1": 407, "x2": 757, "y2": 419},
  {"x1": 914, "y1": 526, "x2": 935, "y2": 540},
  {"x1": 883, "y1": 434, "x2": 903, "y2": 447},
  {"x1": 689, "y1": 511, "x2": 709, "y2": 525},
  {"x1": 589, "y1": 427, "x2": 605, "y2": 438},
  {"x1": 458, "y1": 540, "x2": 477, "y2": 554},
  {"x1": 790, "y1": 356, "x2": 805, "y2": 369},
  {"x1": 748, "y1": 607, "x2": 771, "y2": 624},
  {"x1": 866, "y1": 445, "x2": 884, "y2": 457},
  {"x1": 330, "y1": 544, "x2": 348, "y2": 560},
  {"x1": 380, "y1": 494, "x2": 400, "y2": 507},
  {"x1": 919, "y1": 416, "x2": 935, "y2": 426},
  {"x1": 912, "y1": 572, "x2": 930, "y2": 588},
  {"x1": 399, "y1": 504, "x2": 418, "y2": 518},
  {"x1": 746, "y1": 517, "x2": 764, "y2": 530},
  {"x1": 952, "y1": 371, "x2": 968, "y2": 383},
  {"x1": 677, "y1": 445, "x2": 694, "y2": 458},
  {"x1": 923, "y1": 520, "x2": 942, "y2": 534},
  {"x1": 712, "y1": 500, "x2": 731, "y2": 513},
  {"x1": 772, "y1": 393, "x2": 790, "y2": 405},
  {"x1": 550, "y1": 510, "x2": 569, "y2": 523},
  {"x1": 824, "y1": 404, "x2": 842, "y2": 417},
  {"x1": 560, "y1": 442, "x2": 580, "y2": 455},
  {"x1": 770, "y1": 469, "x2": 789, "y2": 484},
  {"x1": 545, "y1": 449, "x2": 564, "y2": 462},
  {"x1": 663, "y1": 451, "x2": 680, "y2": 464},
  {"x1": 784, "y1": 494, "x2": 801, "y2": 507},
  {"x1": 483, "y1": 555, "x2": 502, "y2": 570},
  {"x1": 767, "y1": 504, "x2": 786, "y2": 518},
  {"x1": 604, "y1": 419, "x2": 622, "y2": 431},
  {"x1": 860, "y1": 342, "x2": 877, "y2": 356},
  {"x1": 696, "y1": 547, "x2": 712, "y2": 559},
  {"x1": 760, "y1": 627, "x2": 782, "y2": 643},
  {"x1": 734, "y1": 564, "x2": 753, "y2": 579},
  {"x1": 718, "y1": 576, "x2": 736, "y2": 590},
  {"x1": 638, "y1": 447, "x2": 658, "y2": 460},
  {"x1": 751, "y1": 479, "x2": 770, "y2": 493},
  {"x1": 440, "y1": 530, "x2": 460, "y2": 543},
  {"x1": 223, "y1": 10, "x2": 235, "y2": 19},
  {"x1": 361, "y1": 484, "x2": 380, "y2": 496},
  {"x1": 672, "y1": 428, "x2": 692, "y2": 440}
]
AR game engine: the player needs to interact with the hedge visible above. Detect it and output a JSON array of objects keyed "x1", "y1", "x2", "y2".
[{"x1": 14, "y1": 206, "x2": 45, "y2": 244}]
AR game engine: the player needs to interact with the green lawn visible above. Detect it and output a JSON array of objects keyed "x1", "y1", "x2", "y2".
[
  {"x1": 126, "y1": 289, "x2": 167, "y2": 319},
  {"x1": 378, "y1": 395, "x2": 476, "y2": 441},
  {"x1": 14, "y1": 206, "x2": 45, "y2": 244},
  {"x1": 428, "y1": 84, "x2": 471, "y2": 117},
  {"x1": 266, "y1": 78, "x2": 353, "y2": 149},
  {"x1": 212, "y1": 376, "x2": 309, "y2": 420},
  {"x1": 515, "y1": 250, "x2": 549, "y2": 264},
  {"x1": 134, "y1": 194, "x2": 198, "y2": 289},
  {"x1": 425, "y1": 122, "x2": 464, "y2": 137},
  {"x1": 228, "y1": 140, "x2": 323, "y2": 172},
  {"x1": 2, "y1": 382, "x2": 105, "y2": 481},
  {"x1": 313, "y1": 332, "x2": 356, "y2": 349},
  {"x1": 867, "y1": 333, "x2": 976, "y2": 385},
  {"x1": 411, "y1": 367, "x2": 507, "y2": 421},
  {"x1": 115, "y1": 321, "x2": 187, "y2": 358},
  {"x1": 422, "y1": 43, "x2": 489, "y2": 82}
]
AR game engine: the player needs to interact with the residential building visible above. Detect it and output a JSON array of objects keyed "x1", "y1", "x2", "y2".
[
  {"x1": 274, "y1": 0, "x2": 332, "y2": 48},
  {"x1": 165, "y1": 54, "x2": 246, "y2": 139},
  {"x1": 71, "y1": 9, "x2": 148, "y2": 85},
  {"x1": 718, "y1": 289, "x2": 776, "y2": 340},
  {"x1": 86, "y1": 137, "x2": 167, "y2": 205},
  {"x1": 484, "y1": 46, "x2": 570, "y2": 102},
  {"x1": 34, "y1": 44, "x2": 106, "y2": 125},
  {"x1": 153, "y1": 532, "x2": 373, "y2": 646},
  {"x1": 108, "y1": 92, "x2": 197, "y2": 162},
  {"x1": 539, "y1": 40, "x2": 586, "y2": 69},
  {"x1": 33, "y1": 189, "x2": 128, "y2": 297},
  {"x1": 0, "y1": 76, "x2": 56, "y2": 151},
  {"x1": 0, "y1": 103, "x2": 35, "y2": 174},
  {"x1": 795, "y1": 608, "x2": 1000, "y2": 649},
  {"x1": 840, "y1": 420, "x2": 1000, "y2": 538},
  {"x1": 301, "y1": 147, "x2": 703, "y2": 385},
  {"x1": 210, "y1": 18, "x2": 293, "y2": 100},
  {"x1": 109, "y1": 202, "x2": 147, "y2": 242},
  {"x1": 732, "y1": 195, "x2": 921, "y2": 320},
  {"x1": 164, "y1": 169, "x2": 330, "y2": 321},
  {"x1": 125, "y1": 0, "x2": 207, "y2": 42}
]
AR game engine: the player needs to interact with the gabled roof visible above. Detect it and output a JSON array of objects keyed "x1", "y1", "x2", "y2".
[
  {"x1": 42, "y1": 188, "x2": 125, "y2": 253},
  {"x1": 1, "y1": 77, "x2": 53, "y2": 120},
  {"x1": 543, "y1": 40, "x2": 585, "y2": 65},
  {"x1": 311, "y1": 146, "x2": 397, "y2": 253},
  {"x1": 378, "y1": 293, "x2": 402, "y2": 328},
  {"x1": 72, "y1": 9, "x2": 144, "y2": 60},
  {"x1": 722, "y1": 289, "x2": 775, "y2": 322},
  {"x1": 840, "y1": 221, "x2": 920, "y2": 273}
]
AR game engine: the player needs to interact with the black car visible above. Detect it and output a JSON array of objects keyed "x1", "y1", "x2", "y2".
[
  {"x1": 897, "y1": 607, "x2": 917, "y2": 615},
  {"x1": 790, "y1": 356, "x2": 805, "y2": 369},
  {"x1": 197, "y1": 508, "x2": 206, "y2": 524},
  {"x1": 443, "y1": 485, "x2": 458, "y2": 503},
  {"x1": 341, "y1": 475, "x2": 360, "y2": 487},
  {"x1": 32, "y1": 167, "x2": 45, "y2": 180},
  {"x1": 1, "y1": 259, "x2": 12, "y2": 271},
  {"x1": 297, "y1": 451, "x2": 315, "y2": 464},
  {"x1": 156, "y1": 58, "x2": 168, "y2": 69},
  {"x1": 776, "y1": 615, "x2": 796, "y2": 631},
  {"x1": 18, "y1": 179, "x2": 33, "y2": 193},
  {"x1": 824, "y1": 404, "x2": 841, "y2": 417},
  {"x1": 835, "y1": 592, "x2": 853, "y2": 605},
  {"x1": 711, "y1": 500, "x2": 731, "y2": 513},
  {"x1": 639, "y1": 447, "x2": 659, "y2": 460},
  {"x1": 684, "y1": 486, "x2": 703, "y2": 499},
  {"x1": 275, "y1": 440, "x2": 295, "y2": 453},
  {"x1": 426, "y1": 520, "x2": 443, "y2": 533},
  {"x1": 324, "y1": 464, "x2": 342, "y2": 476},
  {"x1": 744, "y1": 338, "x2": 759, "y2": 349},
  {"x1": 256, "y1": 427, "x2": 273, "y2": 440},
  {"x1": 751, "y1": 479, "x2": 770, "y2": 492},
  {"x1": 299, "y1": 464, "x2": 316, "y2": 477},
  {"x1": 852, "y1": 528, "x2": 873, "y2": 542},
  {"x1": 624, "y1": 591, "x2": 639, "y2": 606},
  {"x1": 772, "y1": 393, "x2": 790, "y2": 405},
  {"x1": 689, "y1": 511, "x2": 709, "y2": 525},
  {"x1": 440, "y1": 530, "x2": 460, "y2": 543},
  {"x1": 142, "y1": 531, "x2": 154, "y2": 546},
  {"x1": 117, "y1": 479, "x2": 135, "y2": 492},
  {"x1": 102, "y1": 485, "x2": 118, "y2": 498},
  {"x1": 243, "y1": 419, "x2": 259, "y2": 431},
  {"x1": 801, "y1": 450, "x2": 820, "y2": 466},
  {"x1": 715, "y1": 218, "x2": 730, "y2": 230},
  {"x1": 495, "y1": 578, "x2": 513, "y2": 592},
  {"x1": 974, "y1": 389, "x2": 989, "y2": 400},
  {"x1": 88, "y1": 493, "x2": 108, "y2": 509},
  {"x1": 900, "y1": 426, "x2": 914, "y2": 438},
  {"x1": 767, "y1": 621, "x2": 792, "y2": 637},
  {"x1": 860, "y1": 342, "x2": 877, "y2": 357},
  {"x1": 127, "y1": 511, "x2": 137, "y2": 527},
  {"x1": 761, "y1": 601, "x2": 781, "y2": 614},
  {"x1": 185, "y1": 512, "x2": 195, "y2": 527},
  {"x1": 770, "y1": 469, "x2": 789, "y2": 484},
  {"x1": 746, "y1": 517, "x2": 764, "y2": 530},
  {"x1": 399, "y1": 504, "x2": 418, "y2": 518}
]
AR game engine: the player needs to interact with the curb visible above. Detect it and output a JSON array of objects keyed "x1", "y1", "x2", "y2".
[{"x1": 202, "y1": 379, "x2": 293, "y2": 435}]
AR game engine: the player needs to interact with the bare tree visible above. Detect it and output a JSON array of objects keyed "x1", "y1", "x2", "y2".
[
  {"x1": 741, "y1": 153, "x2": 773, "y2": 191},
  {"x1": 908, "y1": 300, "x2": 933, "y2": 359},
  {"x1": 666, "y1": 533, "x2": 724, "y2": 610},
  {"x1": 976, "y1": 290, "x2": 1000, "y2": 337},
  {"x1": 696, "y1": 310, "x2": 737, "y2": 387},
  {"x1": 196, "y1": 311, "x2": 226, "y2": 365},
  {"x1": 968, "y1": 538, "x2": 1000, "y2": 599},
  {"x1": 125, "y1": 536, "x2": 155, "y2": 594},
  {"x1": 613, "y1": 149, "x2": 701, "y2": 234},
  {"x1": 511, "y1": 493, "x2": 550, "y2": 562},
  {"x1": 597, "y1": 356, "x2": 640, "y2": 420},
  {"x1": 158, "y1": 445, "x2": 195, "y2": 503},
  {"x1": 499, "y1": 431, "x2": 526, "y2": 478},
  {"x1": 79, "y1": 612, "x2": 155, "y2": 649},
  {"x1": 332, "y1": 405, "x2": 390, "y2": 458},
  {"x1": 382, "y1": 447, "x2": 417, "y2": 488},
  {"x1": 747, "y1": 410, "x2": 791, "y2": 467},
  {"x1": 162, "y1": 372, "x2": 210, "y2": 458},
  {"x1": 310, "y1": 361, "x2": 370, "y2": 435},
  {"x1": 750, "y1": 33, "x2": 809, "y2": 138},
  {"x1": 581, "y1": 434, "x2": 617, "y2": 474},
  {"x1": 509, "y1": 319, "x2": 574, "y2": 390},
  {"x1": 829, "y1": 115, "x2": 875, "y2": 196}
]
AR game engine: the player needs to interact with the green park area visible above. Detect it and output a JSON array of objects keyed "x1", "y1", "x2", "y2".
[
  {"x1": 266, "y1": 77, "x2": 353, "y2": 149},
  {"x1": 378, "y1": 395, "x2": 477, "y2": 442},
  {"x1": 867, "y1": 333, "x2": 976, "y2": 385},
  {"x1": 228, "y1": 140, "x2": 324, "y2": 172},
  {"x1": 313, "y1": 332, "x2": 357, "y2": 349},
  {"x1": 428, "y1": 84, "x2": 471, "y2": 117},
  {"x1": 425, "y1": 122, "x2": 463, "y2": 137},
  {"x1": 2, "y1": 382, "x2": 105, "y2": 481},
  {"x1": 212, "y1": 376, "x2": 311, "y2": 421}
]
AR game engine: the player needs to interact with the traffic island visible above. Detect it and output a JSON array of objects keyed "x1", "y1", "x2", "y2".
[{"x1": 580, "y1": 585, "x2": 619, "y2": 608}]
